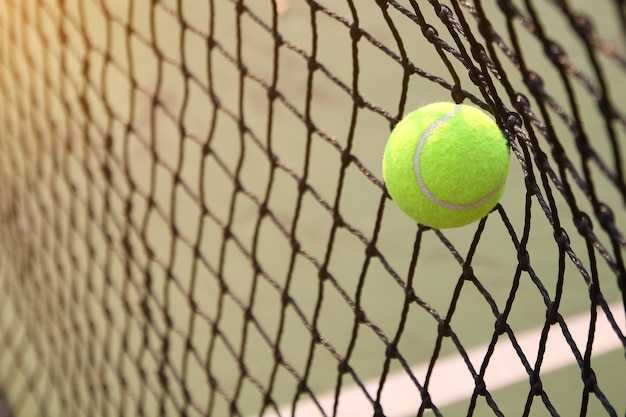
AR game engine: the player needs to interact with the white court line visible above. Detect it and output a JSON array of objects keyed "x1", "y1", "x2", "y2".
[{"x1": 261, "y1": 303, "x2": 624, "y2": 417}]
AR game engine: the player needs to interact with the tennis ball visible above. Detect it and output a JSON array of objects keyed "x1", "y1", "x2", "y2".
[{"x1": 382, "y1": 102, "x2": 510, "y2": 229}]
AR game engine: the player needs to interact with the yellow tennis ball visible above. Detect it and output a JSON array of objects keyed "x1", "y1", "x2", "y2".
[{"x1": 382, "y1": 102, "x2": 510, "y2": 229}]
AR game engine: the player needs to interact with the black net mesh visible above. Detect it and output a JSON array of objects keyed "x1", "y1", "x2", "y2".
[{"x1": 0, "y1": 0, "x2": 625, "y2": 416}]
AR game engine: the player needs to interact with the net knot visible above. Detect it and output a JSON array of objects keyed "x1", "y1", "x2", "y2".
[
  {"x1": 421, "y1": 25, "x2": 439, "y2": 42},
  {"x1": 386, "y1": 344, "x2": 398, "y2": 359},
  {"x1": 494, "y1": 314, "x2": 507, "y2": 335},
  {"x1": 574, "y1": 211, "x2": 593, "y2": 235},
  {"x1": 259, "y1": 202, "x2": 268, "y2": 218},
  {"x1": 468, "y1": 70, "x2": 484, "y2": 86},
  {"x1": 420, "y1": 390, "x2": 432, "y2": 408},
  {"x1": 298, "y1": 179, "x2": 308, "y2": 193},
  {"x1": 341, "y1": 150, "x2": 352, "y2": 166},
  {"x1": 239, "y1": 363, "x2": 249, "y2": 377},
  {"x1": 350, "y1": 25, "x2": 362, "y2": 41},
  {"x1": 353, "y1": 93, "x2": 365, "y2": 108},
  {"x1": 188, "y1": 298, "x2": 198, "y2": 313},
  {"x1": 474, "y1": 376, "x2": 487, "y2": 396},
  {"x1": 235, "y1": 0, "x2": 245, "y2": 14},
  {"x1": 244, "y1": 307, "x2": 253, "y2": 322},
  {"x1": 582, "y1": 369, "x2": 597, "y2": 393},
  {"x1": 355, "y1": 309, "x2": 366, "y2": 323},
  {"x1": 334, "y1": 213, "x2": 345, "y2": 228},
  {"x1": 438, "y1": 321, "x2": 451, "y2": 337},
  {"x1": 308, "y1": 0, "x2": 320, "y2": 12},
  {"x1": 598, "y1": 95, "x2": 616, "y2": 119},
  {"x1": 437, "y1": 5, "x2": 453, "y2": 21},
  {"x1": 307, "y1": 58, "x2": 319, "y2": 72},
  {"x1": 517, "y1": 249, "x2": 530, "y2": 271},
  {"x1": 462, "y1": 266, "x2": 474, "y2": 281},
  {"x1": 451, "y1": 85, "x2": 465, "y2": 103},
  {"x1": 311, "y1": 329, "x2": 322, "y2": 344},
  {"x1": 318, "y1": 266, "x2": 329, "y2": 281},
  {"x1": 272, "y1": 346, "x2": 283, "y2": 364},
  {"x1": 373, "y1": 403, "x2": 385, "y2": 417},
  {"x1": 170, "y1": 222, "x2": 179, "y2": 238},
  {"x1": 506, "y1": 112, "x2": 522, "y2": 130},
  {"x1": 267, "y1": 86, "x2": 278, "y2": 101},
  {"x1": 497, "y1": 0, "x2": 515, "y2": 13},
  {"x1": 596, "y1": 202, "x2": 615, "y2": 229},
  {"x1": 526, "y1": 71, "x2": 544, "y2": 94},
  {"x1": 404, "y1": 287, "x2": 415, "y2": 301},
  {"x1": 553, "y1": 227, "x2": 570, "y2": 248},
  {"x1": 545, "y1": 41, "x2": 566, "y2": 66},
  {"x1": 525, "y1": 178, "x2": 540, "y2": 196},
  {"x1": 297, "y1": 380, "x2": 308, "y2": 394},
  {"x1": 210, "y1": 92, "x2": 221, "y2": 107},
  {"x1": 365, "y1": 242, "x2": 378, "y2": 258},
  {"x1": 338, "y1": 359, "x2": 350, "y2": 374},
  {"x1": 513, "y1": 93, "x2": 531, "y2": 113},
  {"x1": 375, "y1": 0, "x2": 388, "y2": 9},
  {"x1": 233, "y1": 178, "x2": 243, "y2": 192},
  {"x1": 471, "y1": 43, "x2": 489, "y2": 64},
  {"x1": 530, "y1": 372, "x2": 543, "y2": 396},
  {"x1": 545, "y1": 302, "x2": 559, "y2": 325},
  {"x1": 384, "y1": 184, "x2": 392, "y2": 199},
  {"x1": 573, "y1": 13, "x2": 594, "y2": 37}
]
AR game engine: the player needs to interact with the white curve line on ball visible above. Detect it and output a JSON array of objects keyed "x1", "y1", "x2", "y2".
[{"x1": 413, "y1": 105, "x2": 505, "y2": 211}]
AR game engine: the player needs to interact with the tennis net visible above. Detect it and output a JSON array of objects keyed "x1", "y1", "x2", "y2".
[{"x1": 0, "y1": 0, "x2": 625, "y2": 416}]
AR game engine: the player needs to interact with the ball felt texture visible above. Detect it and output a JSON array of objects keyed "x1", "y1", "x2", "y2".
[{"x1": 383, "y1": 102, "x2": 510, "y2": 229}]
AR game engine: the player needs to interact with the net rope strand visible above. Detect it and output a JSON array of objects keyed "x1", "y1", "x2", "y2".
[{"x1": 0, "y1": 0, "x2": 625, "y2": 417}]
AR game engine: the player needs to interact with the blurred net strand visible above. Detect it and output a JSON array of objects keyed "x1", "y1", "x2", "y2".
[
  {"x1": 3, "y1": 3, "x2": 65, "y2": 415},
  {"x1": 1, "y1": 0, "x2": 626, "y2": 416},
  {"x1": 1, "y1": 1, "x2": 199, "y2": 415}
]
